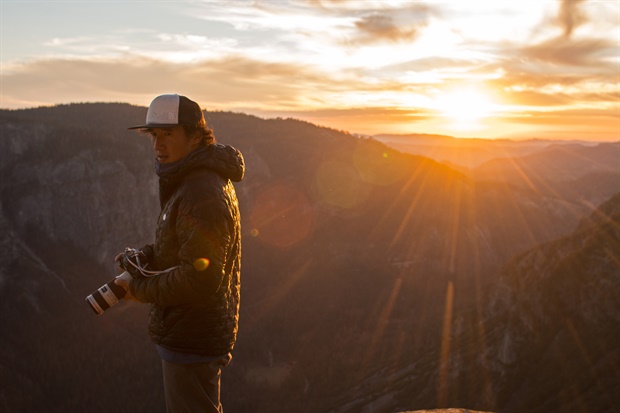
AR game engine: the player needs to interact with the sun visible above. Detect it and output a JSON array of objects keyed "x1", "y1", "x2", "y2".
[{"x1": 435, "y1": 88, "x2": 496, "y2": 130}]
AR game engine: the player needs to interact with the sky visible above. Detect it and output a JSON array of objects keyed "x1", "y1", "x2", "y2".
[{"x1": 1, "y1": 0, "x2": 619, "y2": 140}]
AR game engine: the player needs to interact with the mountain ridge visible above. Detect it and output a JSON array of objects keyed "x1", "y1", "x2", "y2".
[{"x1": 373, "y1": 132, "x2": 616, "y2": 169}]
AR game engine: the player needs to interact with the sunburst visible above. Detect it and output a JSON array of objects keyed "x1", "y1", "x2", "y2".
[{"x1": 435, "y1": 87, "x2": 497, "y2": 130}]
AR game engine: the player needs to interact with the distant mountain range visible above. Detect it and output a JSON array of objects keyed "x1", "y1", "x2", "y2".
[
  {"x1": 1, "y1": 103, "x2": 618, "y2": 412},
  {"x1": 375, "y1": 132, "x2": 619, "y2": 214},
  {"x1": 374, "y1": 133, "x2": 617, "y2": 168}
]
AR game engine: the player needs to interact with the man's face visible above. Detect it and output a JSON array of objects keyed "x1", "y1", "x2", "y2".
[{"x1": 149, "y1": 126, "x2": 200, "y2": 164}]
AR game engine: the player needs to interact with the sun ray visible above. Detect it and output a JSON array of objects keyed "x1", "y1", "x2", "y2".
[
  {"x1": 356, "y1": 277, "x2": 404, "y2": 380},
  {"x1": 437, "y1": 280, "x2": 455, "y2": 406}
]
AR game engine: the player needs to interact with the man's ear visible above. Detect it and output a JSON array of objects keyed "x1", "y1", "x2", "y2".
[{"x1": 190, "y1": 132, "x2": 202, "y2": 146}]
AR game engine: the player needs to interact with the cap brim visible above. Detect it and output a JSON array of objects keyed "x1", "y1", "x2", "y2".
[{"x1": 128, "y1": 123, "x2": 182, "y2": 130}]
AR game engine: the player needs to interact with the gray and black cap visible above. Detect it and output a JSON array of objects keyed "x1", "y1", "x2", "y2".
[{"x1": 128, "y1": 94, "x2": 204, "y2": 129}]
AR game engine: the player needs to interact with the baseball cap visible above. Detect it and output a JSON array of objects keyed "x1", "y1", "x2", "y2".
[{"x1": 128, "y1": 94, "x2": 205, "y2": 129}]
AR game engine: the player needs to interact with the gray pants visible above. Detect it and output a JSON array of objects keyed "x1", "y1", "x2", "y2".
[{"x1": 162, "y1": 355, "x2": 231, "y2": 413}]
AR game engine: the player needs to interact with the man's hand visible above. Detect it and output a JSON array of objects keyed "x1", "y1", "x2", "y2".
[
  {"x1": 114, "y1": 271, "x2": 141, "y2": 302},
  {"x1": 114, "y1": 253, "x2": 125, "y2": 272}
]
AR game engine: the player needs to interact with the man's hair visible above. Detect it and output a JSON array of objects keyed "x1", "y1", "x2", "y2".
[{"x1": 183, "y1": 118, "x2": 216, "y2": 146}]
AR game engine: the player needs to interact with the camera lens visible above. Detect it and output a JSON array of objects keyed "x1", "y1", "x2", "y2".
[{"x1": 85, "y1": 279, "x2": 127, "y2": 315}]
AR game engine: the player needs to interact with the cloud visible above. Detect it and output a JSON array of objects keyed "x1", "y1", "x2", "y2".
[
  {"x1": 347, "y1": 3, "x2": 433, "y2": 46},
  {"x1": 1, "y1": 52, "x2": 399, "y2": 112},
  {"x1": 557, "y1": 0, "x2": 587, "y2": 38},
  {"x1": 501, "y1": 90, "x2": 574, "y2": 107},
  {"x1": 486, "y1": 66, "x2": 618, "y2": 110},
  {"x1": 2, "y1": 0, "x2": 617, "y2": 140},
  {"x1": 193, "y1": 1, "x2": 434, "y2": 48},
  {"x1": 498, "y1": 84, "x2": 618, "y2": 110},
  {"x1": 251, "y1": 106, "x2": 433, "y2": 136},
  {"x1": 480, "y1": 22, "x2": 618, "y2": 110},
  {"x1": 386, "y1": 56, "x2": 484, "y2": 73},
  {"x1": 497, "y1": 107, "x2": 620, "y2": 127},
  {"x1": 273, "y1": 106, "x2": 431, "y2": 121},
  {"x1": 36, "y1": 34, "x2": 135, "y2": 57},
  {"x1": 353, "y1": 13, "x2": 420, "y2": 44},
  {"x1": 188, "y1": 1, "x2": 344, "y2": 34},
  {"x1": 0, "y1": 50, "x2": 436, "y2": 135},
  {"x1": 519, "y1": 37, "x2": 614, "y2": 67},
  {"x1": 491, "y1": 106, "x2": 619, "y2": 141},
  {"x1": 1, "y1": 55, "x2": 313, "y2": 109},
  {"x1": 43, "y1": 36, "x2": 92, "y2": 47}
]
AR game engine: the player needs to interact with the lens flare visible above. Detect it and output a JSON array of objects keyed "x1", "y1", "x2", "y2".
[
  {"x1": 352, "y1": 139, "x2": 405, "y2": 186},
  {"x1": 249, "y1": 183, "x2": 313, "y2": 248},
  {"x1": 194, "y1": 258, "x2": 210, "y2": 271},
  {"x1": 315, "y1": 160, "x2": 369, "y2": 209}
]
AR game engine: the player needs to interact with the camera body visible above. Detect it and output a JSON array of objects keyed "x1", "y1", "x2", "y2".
[
  {"x1": 118, "y1": 248, "x2": 148, "y2": 279},
  {"x1": 85, "y1": 248, "x2": 146, "y2": 315}
]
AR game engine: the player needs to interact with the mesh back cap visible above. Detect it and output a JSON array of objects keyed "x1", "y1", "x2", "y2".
[{"x1": 128, "y1": 94, "x2": 204, "y2": 129}]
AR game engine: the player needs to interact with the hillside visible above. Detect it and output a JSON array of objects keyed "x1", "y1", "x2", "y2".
[
  {"x1": 0, "y1": 103, "x2": 617, "y2": 412},
  {"x1": 480, "y1": 192, "x2": 620, "y2": 412},
  {"x1": 332, "y1": 193, "x2": 620, "y2": 412}
]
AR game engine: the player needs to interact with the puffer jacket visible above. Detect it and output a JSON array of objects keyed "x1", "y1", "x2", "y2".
[{"x1": 129, "y1": 143, "x2": 244, "y2": 356}]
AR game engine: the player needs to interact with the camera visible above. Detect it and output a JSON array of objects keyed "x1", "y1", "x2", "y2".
[
  {"x1": 85, "y1": 274, "x2": 128, "y2": 315},
  {"x1": 85, "y1": 248, "x2": 146, "y2": 315}
]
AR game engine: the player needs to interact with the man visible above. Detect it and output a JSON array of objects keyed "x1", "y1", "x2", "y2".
[{"x1": 114, "y1": 94, "x2": 244, "y2": 413}]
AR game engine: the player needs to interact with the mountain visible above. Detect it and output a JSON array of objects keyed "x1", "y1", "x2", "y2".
[
  {"x1": 331, "y1": 193, "x2": 620, "y2": 413},
  {"x1": 374, "y1": 133, "x2": 619, "y2": 211},
  {"x1": 0, "y1": 104, "x2": 161, "y2": 412},
  {"x1": 372, "y1": 133, "x2": 598, "y2": 168},
  {"x1": 1, "y1": 103, "x2": 618, "y2": 412},
  {"x1": 472, "y1": 142, "x2": 620, "y2": 207},
  {"x1": 475, "y1": 192, "x2": 620, "y2": 412}
]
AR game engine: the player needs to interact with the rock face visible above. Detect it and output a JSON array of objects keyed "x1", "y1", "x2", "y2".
[
  {"x1": 0, "y1": 106, "x2": 162, "y2": 412},
  {"x1": 419, "y1": 194, "x2": 619, "y2": 412},
  {"x1": 332, "y1": 195, "x2": 620, "y2": 413},
  {"x1": 0, "y1": 103, "x2": 618, "y2": 413},
  {"x1": 1, "y1": 107, "x2": 159, "y2": 269},
  {"x1": 477, "y1": 193, "x2": 620, "y2": 412}
]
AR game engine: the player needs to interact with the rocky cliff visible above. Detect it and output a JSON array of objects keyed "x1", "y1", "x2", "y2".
[
  {"x1": 329, "y1": 194, "x2": 619, "y2": 413},
  {"x1": 480, "y1": 193, "x2": 620, "y2": 412}
]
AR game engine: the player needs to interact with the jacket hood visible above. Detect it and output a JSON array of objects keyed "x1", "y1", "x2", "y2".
[
  {"x1": 198, "y1": 143, "x2": 245, "y2": 182},
  {"x1": 157, "y1": 143, "x2": 245, "y2": 183}
]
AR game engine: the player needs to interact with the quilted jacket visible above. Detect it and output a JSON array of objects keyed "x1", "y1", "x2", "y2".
[{"x1": 130, "y1": 143, "x2": 244, "y2": 356}]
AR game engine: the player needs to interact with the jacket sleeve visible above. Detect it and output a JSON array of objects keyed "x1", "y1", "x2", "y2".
[
  {"x1": 129, "y1": 181, "x2": 231, "y2": 306},
  {"x1": 139, "y1": 243, "x2": 155, "y2": 265}
]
